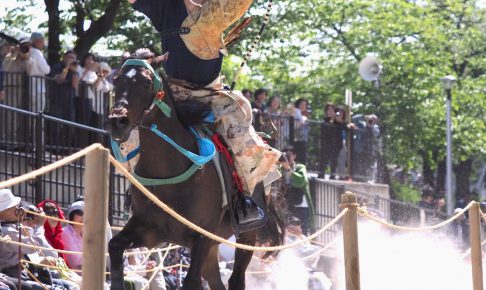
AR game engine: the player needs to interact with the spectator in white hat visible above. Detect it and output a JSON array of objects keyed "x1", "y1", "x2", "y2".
[{"x1": 0, "y1": 189, "x2": 79, "y2": 290}]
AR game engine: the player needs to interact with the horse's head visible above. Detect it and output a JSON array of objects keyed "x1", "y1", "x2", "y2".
[{"x1": 109, "y1": 54, "x2": 167, "y2": 142}]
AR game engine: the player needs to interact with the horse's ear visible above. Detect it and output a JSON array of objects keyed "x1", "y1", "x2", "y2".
[{"x1": 152, "y1": 52, "x2": 169, "y2": 69}]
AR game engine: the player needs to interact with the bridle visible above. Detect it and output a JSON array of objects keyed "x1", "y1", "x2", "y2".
[
  {"x1": 111, "y1": 59, "x2": 172, "y2": 130},
  {"x1": 109, "y1": 59, "x2": 215, "y2": 186}
]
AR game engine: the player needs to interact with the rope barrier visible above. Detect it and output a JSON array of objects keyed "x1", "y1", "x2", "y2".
[
  {"x1": 0, "y1": 143, "x2": 348, "y2": 253},
  {"x1": 23, "y1": 209, "x2": 124, "y2": 231},
  {"x1": 21, "y1": 262, "x2": 50, "y2": 290},
  {"x1": 111, "y1": 154, "x2": 348, "y2": 252},
  {"x1": 0, "y1": 235, "x2": 180, "y2": 257},
  {"x1": 462, "y1": 238, "x2": 486, "y2": 259},
  {"x1": 140, "y1": 244, "x2": 173, "y2": 290},
  {"x1": 0, "y1": 143, "x2": 102, "y2": 189},
  {"x1": 302, "y1": 239, "x2": 337, "y2": 261},
  {"x1": 358, "y1": 201, "x2": 475, "y2": 231},
  {"x1": 480, "y1": 209, "x2": 486, "y2": 220},
  {"x1": 110, "y1": 155, "x2": 348, "y2": 251},
  {"x1": 20, "y1": 259, "x2": 186, "y2": 276}
]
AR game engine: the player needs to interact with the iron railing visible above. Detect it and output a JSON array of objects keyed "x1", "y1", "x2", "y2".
[
  {"x1": 0, "y1": 70, "x2": 111, "y2": 130},
  {"x1": 309, "y1": 178, "x2": 450, "y2": 244},
  {"x1": 0, "y1": 104, "x2": 128, "y2": 225},
  {"x1": 253, "y1": 112, "x2": 381, "y2": 182}
]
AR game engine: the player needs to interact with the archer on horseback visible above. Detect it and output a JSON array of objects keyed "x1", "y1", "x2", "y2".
[{"x1": 126, "y1": 0, "x2": 282, "y2": 226}]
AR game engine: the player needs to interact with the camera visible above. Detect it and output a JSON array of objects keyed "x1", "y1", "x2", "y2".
[
  {"x1": 19, "y1": 45, "x2": 30, "y2": 54},
  {"x1": 71, "y1": 61, "x2": 78, "y2": 66},
  {"x1": 18, "y1": 204, "x2": 40, "y2": 221}
]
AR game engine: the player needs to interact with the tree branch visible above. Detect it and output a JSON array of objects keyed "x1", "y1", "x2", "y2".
[{"x1": 74, "y1": 0, "x2": 122, "y2": 57}]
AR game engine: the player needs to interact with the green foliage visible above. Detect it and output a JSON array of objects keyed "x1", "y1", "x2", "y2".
[
  {"x1": 2, "y1": 0, "x2": 485, "y2": 181},
  {"x1": 391, "y1": 181, "x2": 421, "y2": 203},
  {"x1": 230, "y1": 0, "x2": 486, "y2": 174}
]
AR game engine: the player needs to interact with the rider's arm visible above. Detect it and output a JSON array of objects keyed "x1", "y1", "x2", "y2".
[{"x1": 130, "y1": 0, "x2": 166, "y2": 31}]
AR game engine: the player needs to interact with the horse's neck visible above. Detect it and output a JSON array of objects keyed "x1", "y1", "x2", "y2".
[{"x1": 136, "y1": 109, "x2": 197, "y2": 178}]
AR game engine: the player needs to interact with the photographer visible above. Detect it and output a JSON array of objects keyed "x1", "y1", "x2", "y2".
[
  {"x1": 0, "y1": 190, "x2": 78, "y2": 290},
  {"x1": 281, "y1": 146, "x2": 315, "y2": 235},
  {"x1": 46, "y1": 50, "x2": 79, "y2": 148},
  {"x1": 48, "y1": 50, "x2": 79, "y2": 121},
  {"x1": 1, "y1": 38, "x2": 34, "y2": 148}
]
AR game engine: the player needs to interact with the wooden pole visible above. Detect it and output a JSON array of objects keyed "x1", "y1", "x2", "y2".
[
  {"x1": 82, "y1": 147, "x2": 110, "y2": 290},
  {"x1": 341, "y1": 191, "x2": 361, "y2": 290},
  {"x1": 468, "y1": 202, "x2": 484, "y2": 290}
]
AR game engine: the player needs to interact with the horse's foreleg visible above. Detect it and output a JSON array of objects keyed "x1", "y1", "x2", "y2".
[
  {"x1": 108, "y1": 217, "x2": 144, "y2": 290},
  {"x1": 202, "y1": 244, "x2": 226, "y2": 290},
  {"x1": 183, "y1": 237, "x2": 212, "y2": 290},
  {"x1": 228, "y1": 230, "x2": 257, "y2": 290}
]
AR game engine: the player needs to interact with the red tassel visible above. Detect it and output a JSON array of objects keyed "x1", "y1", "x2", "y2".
[{"x1": 155, "y1": 90, "x2": 165, "y2": 100}]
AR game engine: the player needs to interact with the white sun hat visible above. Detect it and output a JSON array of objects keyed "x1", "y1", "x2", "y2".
[{"x1": 0, "y1": 189, "x2": 21, "y2": 211}]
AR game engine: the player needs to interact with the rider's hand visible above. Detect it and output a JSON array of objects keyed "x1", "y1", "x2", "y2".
[{"x1": 127, "y1": 0, "x2": 136, "y2": 3}]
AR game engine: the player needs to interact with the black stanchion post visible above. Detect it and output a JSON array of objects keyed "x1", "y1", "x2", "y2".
[
  {"x1": 34, "y1": 112, "x2": 44, "y2": 204},
  {"x1": 289, "y1": 116, "x2": 295, "y2": 146}
]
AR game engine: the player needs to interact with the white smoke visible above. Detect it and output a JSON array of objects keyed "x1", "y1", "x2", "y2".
[
  {"x1": 236, "y1": 219, "x2": 479, "y2": 290},
  {"x1": 334, "y1": 221, "x2": 474, "y2": 290},
  {"x1": 245, "y1": 249, "x2": 311, "y2": 290}
]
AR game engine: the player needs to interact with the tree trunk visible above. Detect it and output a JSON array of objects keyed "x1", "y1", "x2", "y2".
[
  {"x1": 436, "y1": 158, "x2": 446, "y2": 194},
  {"x1": 45, "y1": 0, "x2": 62, "y2": 66},
  {"x1": 454, "y1": 158, "x2": 473, "y2": 199},
  {"x1": 73, "y1": 0, "x2": 123, "y2": 58}
]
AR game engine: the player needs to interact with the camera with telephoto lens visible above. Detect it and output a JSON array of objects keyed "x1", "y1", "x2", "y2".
[
  {"x1": 19, "y1": 44, "x2": 30, "y2": 54},
  {"x1": 19, "y1": 204, "x2": 40, "y2": 221}
]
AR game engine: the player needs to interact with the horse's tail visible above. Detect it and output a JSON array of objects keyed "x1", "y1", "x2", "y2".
[{"x1": 258, "y1": 183, "x2": 287, "y2": 259}]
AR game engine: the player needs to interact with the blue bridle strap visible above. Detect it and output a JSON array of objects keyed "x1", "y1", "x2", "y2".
[
  {"x1": 110, "y1": 138, "x2": 140, "y2": 163},
  {"x1": 149, "y1": 125, "x2": 215, "y2": 167}
]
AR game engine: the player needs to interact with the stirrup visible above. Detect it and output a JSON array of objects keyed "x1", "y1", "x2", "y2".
[{"x1": 235, "y1": 195, "x2": 264, "y2": 226}]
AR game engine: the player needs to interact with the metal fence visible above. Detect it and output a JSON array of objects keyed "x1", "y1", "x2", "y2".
[
  {"x1": 0, "y1": 70, "x2": 111, "y2": 130},
  {"x1": 0, "y1": 104, "x2": 128, "y2": 225},
  {"x1": 1, "y1": 70, "x2": 383, "y2": 182},
  {"x1": 253, "y1": 112, "x2": 381, "y2": 182},
  {"x1": 310, "y1": 178, "x2": 449, "y2": 244}
]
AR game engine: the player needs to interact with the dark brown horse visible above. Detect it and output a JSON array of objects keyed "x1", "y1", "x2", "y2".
[{"x1": 108, "y1": 57, "x2": 285, "y2": 290}]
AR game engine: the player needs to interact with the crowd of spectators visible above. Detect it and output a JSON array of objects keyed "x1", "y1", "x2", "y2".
[
  {"x1": 0, "y1": 32, "x2": 114, "y2": 130},
  {"x1": 0, "y1": 189, "x2": 171, "y2": 290},
  {"x1": 245, "y1": 87, "x2": 381, "y2": 182}
]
